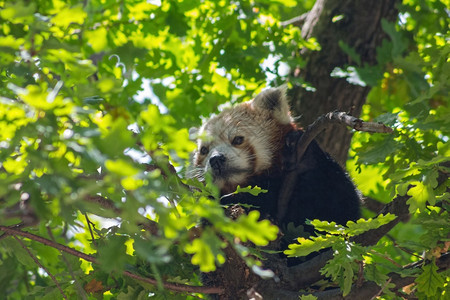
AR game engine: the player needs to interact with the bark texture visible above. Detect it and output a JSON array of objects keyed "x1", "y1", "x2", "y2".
[{"x1": 290, "y1": 0, "x2": 398, "y2": 165}]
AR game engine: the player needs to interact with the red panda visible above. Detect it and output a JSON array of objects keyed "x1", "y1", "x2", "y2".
[{"x1": 190, "y1": 87, "x2": 360, "y2": 235}]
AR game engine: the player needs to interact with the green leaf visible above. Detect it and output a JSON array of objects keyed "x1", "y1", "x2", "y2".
[
  {"x1": 341, "y1": 262, "x2": 354, "y2": 296},
  {"x1": 415, "y1": 260, "x2": 445, "y2": 297},
  {"x1": 0, "y1": 0, "x2": 35, "y2": 24},
  {"x1": 364, "y1": 263, "x2": 389, "y2": 285},
  {"x1": 381, "y1": 19, "x2": 408, "y2": 58},
  {"x1": 284, "y1": 235, "x2": 340, "y2": 257},
  {"x1": 300, "y1": 295, "x2": 318, "y2": 300},
  {"x1": 2, "y1": 239, "x2": 36, "y2": 266},
  {"x1": 283, "y1": 222, "x2": 310, "y2": 243},
  {"x1": 117, "y1": 286, "x2": 144, "y2": 300},
  {"x1": 356, "y1": 135, "x2": 400, "y2": 164},
  {"x1": 320, "y1": 241, "x2": 365, "y2": 296},
  {"x1": 231, "y1": 210, "x2": 278, "y2": 246},
  {"x1": 422, "y1": 168, "x2": 439, "y2": 189},
  {"x1": 85, "y1": 27, "x2": 109, "y2": 52},
  {"x1": 133, "y1": 238, "x2": 171, "y2": 264},
  {"x1": 51, "y1": 5, "x2": 87, "y2": 28},
  {"x1": 353, "y1": 64, "x2": 384, "y2": 87},
  {"x1": 184, "y1": 228, "x2": 226, "y2": 272},
  {"x1": 96, "y1": 118, "x2": 135, "y2": 158},
  {"x1": 97, "y1": 235, "x2": 129, "y2": 273},
  {"x1": 309, "y1": 219, "x2": 345, "y2": 235},
  {"x1": 105, "y1": 159, "x2": 140, "y2": 177},
  {"x1": 374, "y1": 112, "x2": 399, "y2": 127},
  {"x1": 234, "y1": 185, "x2": 268, "y2": 196},
  {"x1": 344, "y1": 214, "x2": 397, "y2": 236},
  {"x1": 407, "y1": 181, "x2": 436, "y2": 213}
]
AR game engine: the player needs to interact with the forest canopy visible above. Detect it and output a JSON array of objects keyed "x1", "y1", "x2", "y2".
[{"x1": 0, "y1": 0, "x2": 448, "y2": 299}]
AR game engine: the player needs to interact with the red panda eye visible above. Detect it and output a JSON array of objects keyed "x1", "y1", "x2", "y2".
[
  {"x1": 232, "y1": 136, "x2": 244, "y2": 146},
  {"x1": 200, "y1": 146, "x2": 209, "y2": 155}
]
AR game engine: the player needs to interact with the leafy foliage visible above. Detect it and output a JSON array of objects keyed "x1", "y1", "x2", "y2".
[
  {"x1": 285, "y1": 215, "x2": 396, "y2": 296},
  {"x1": 0, "y1": 0, "x2": 308, "y2": 298},
  {"x1": 0, "y1": 0, "x2": 448, "y2": 299}
]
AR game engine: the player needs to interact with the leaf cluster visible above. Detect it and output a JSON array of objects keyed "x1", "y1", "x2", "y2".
[
  {"x1": 285, "y1": 214, "x2": 396, "y2": 296},
  {"x1": 0, "y1": 0, "x2": 309, "y2": 298}
]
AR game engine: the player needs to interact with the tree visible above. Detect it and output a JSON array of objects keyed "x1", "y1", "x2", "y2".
[{"x1": 0, "y1": 0, "x2": 448, "y2": 299}]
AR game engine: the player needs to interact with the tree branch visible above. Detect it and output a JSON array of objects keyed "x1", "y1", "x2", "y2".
[
  {"x1": 280, "y1": 13, "x2": 308, "y2": 27},
  {"x1": 362, "y1": 196, "x2": 386, "y2": 214},
  {"x1": 84, "y1": 195, "x2": 121, "y2": 214},
  {"x1": 0, "y1": 226, "x2": 224, "y2": 295}
]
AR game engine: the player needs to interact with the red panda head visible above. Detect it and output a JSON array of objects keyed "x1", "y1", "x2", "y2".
[{"x1": 189, "y1": 87, "x2": 295, "y2": 194}]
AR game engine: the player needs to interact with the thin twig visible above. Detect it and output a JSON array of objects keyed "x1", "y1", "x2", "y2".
[
  {"x1": 370, "y1": 250, "x2": 403, "y2": 268},
  {"x1": 84, "y1": 213, "x2": 97, "y2": 247},
  {"x1": 280, "y1": 13, "x2": 309, "y2": 27},
  {"x1": 13, "y1": 236, "x2": 68, "y2": 300},
  {"x1": 0, "y1": 226, "x2": 224, "y2": 295},
  {"x1": 370, "y1": 278, "x2": 392, "y2": 300},
  {"x1": 385, "y1": 234, "x2": 424, "y2": 260}
]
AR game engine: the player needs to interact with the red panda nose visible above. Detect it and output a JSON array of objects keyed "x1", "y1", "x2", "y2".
[{"x1": 209, "y1": 154, "x2": 226, "y2": 174}]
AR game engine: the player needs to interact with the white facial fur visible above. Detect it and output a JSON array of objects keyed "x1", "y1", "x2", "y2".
[{"x1": 189, "y1": 87, "x2": 293, "y2": 193}]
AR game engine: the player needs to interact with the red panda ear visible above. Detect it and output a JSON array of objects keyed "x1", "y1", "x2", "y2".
[
  {"x1": 251, "y1": 86, "x2": 292, "y2": 124},
  {"x1": 189, "y1": 127, "x2": 199, "y2": 141}
]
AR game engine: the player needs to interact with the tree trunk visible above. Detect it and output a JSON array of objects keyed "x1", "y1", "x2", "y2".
[{"x1": 290, "y1": 0, "x2": 398, "y2": 166}]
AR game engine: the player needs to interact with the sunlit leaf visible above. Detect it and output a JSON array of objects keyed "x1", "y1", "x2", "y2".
[
  {"x1": 284, "y1": 235, "x2": 340, "y2": 257},
  {"x1": 184, "y1": 228, "x2": 226, "y2": 272},
  {"x1": 407, "y1": 181, "x2": 436, "y2": 212},
  {"x1": 52, "y1": 5, "x2": 87, "y2": 28},
  {"x1": 344, "y1": 214, "x2": 397, "y2": 236},
  {"x1": 231, "y1": 210, "x2": 278, "y2": 246},
  {"x1": 234, "y1": 185, "x2": 268, "y2": 196}
]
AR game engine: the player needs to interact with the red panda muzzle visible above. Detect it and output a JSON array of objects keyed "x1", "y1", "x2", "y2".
[{"x1": 209, "y1": 153, "x2": 226, "y2": 176}]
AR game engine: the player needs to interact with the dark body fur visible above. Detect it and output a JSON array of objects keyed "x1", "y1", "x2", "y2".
[{"x1": 220, "y1": 129, "x2": 360, "y2": 233}]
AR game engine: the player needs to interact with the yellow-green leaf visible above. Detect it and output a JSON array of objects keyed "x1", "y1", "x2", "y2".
[
  {"x1": 284, "y1": 235, "x2": 340, "y2": 257},
  {"x1": 407, "y1": 181, "x2": 435, "y2": 213},
  {"x1": 231, "y1": 211, "x2": 278, "y2": 246},
  {"x1": 52, "y1": 5, "x2": 87, "y2": 28},
  {"x1": 184, "y1": 229, "x2": 226, "y2": 272},
  {"x1": 85, "y1": 27, "x2": 109, "y2": 52}
]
